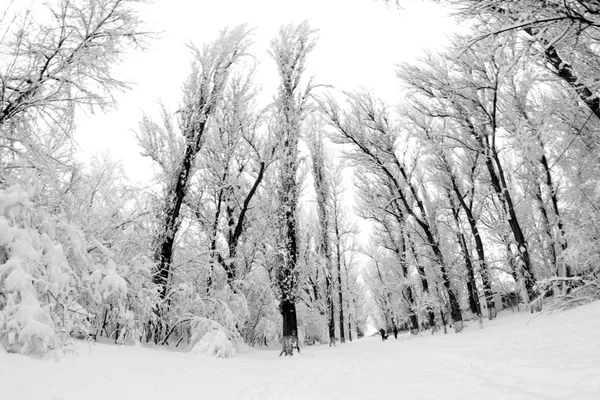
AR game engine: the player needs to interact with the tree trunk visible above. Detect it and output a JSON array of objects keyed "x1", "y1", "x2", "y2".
[
  {"x1": 539, "y1": 150, "x2": 571, "y2": 278},
  {"x1": 448, "y1": 192, "x2": 482, "y2": 323},
  {"x1": 448, "y1": 172, "x2": 496, "y2": 320},
  {"x1": 223, "y1": 161, "x2": 266, "y2": 288},
  {"x1": 348, "y1": 319, "x2": 352, "y2": 341},
  {"x1": 483, "y1": 142, "x2": 537, "y2": 302},
  {"x1": 326, "y1": 275, "x2": 336, "y2": 346},
  {"x1": 533, "y1": 183, "x2": 557, "y2": 274},
  {"x1": 405, "y1": 286, "x2": 420, "y2": 334},
  {"x1": 153, "y1": 123, "x2": 205, "y2": 300},
  {"x1": 337, "y1": 269, "x2": 345, "y2": 344},
  {"x1": 280, "y1": 299, "x2": 298, "y2": 356},
  {"x1": 542, "y1": 44, "x2": 600, "y2": 121},
  {"x1": 335, "y1": 221, "x2": 345, "y2": 344},
  {"x1": 417, "y1": 264, "x2": 436, "y2": 328}
]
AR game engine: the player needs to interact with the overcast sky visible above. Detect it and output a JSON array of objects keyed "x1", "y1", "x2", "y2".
[{"x1": 74, "y1": 0, "x2": 457, "y2": 182}]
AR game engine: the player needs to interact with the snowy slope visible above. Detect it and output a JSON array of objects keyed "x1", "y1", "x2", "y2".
[{"x1": 1, "y1": 302, "x2": 599, "y2": 400}]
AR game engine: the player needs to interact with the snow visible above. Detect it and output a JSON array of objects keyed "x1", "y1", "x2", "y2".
[
  {"x1": 100, "y1": 271, "x2": 127, "y2": 299},
  {"x1": 191, "y1": 328, "x2": 236, "y2": 358},
  {"x1": 1, "y1": 302, "x2": 599, "y2": 399},
  {"x1": 4, "y1": 261, "x2": 29, "y2": 292}
]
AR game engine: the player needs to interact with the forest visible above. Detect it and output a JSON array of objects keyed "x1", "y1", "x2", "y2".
[{"x1": 1, "y1": 0, "x2": 599, "y2": 360}]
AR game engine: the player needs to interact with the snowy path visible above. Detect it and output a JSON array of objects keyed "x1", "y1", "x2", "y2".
[{"x1": 1, "y1": 302, "x2": 599, "y2": 399}]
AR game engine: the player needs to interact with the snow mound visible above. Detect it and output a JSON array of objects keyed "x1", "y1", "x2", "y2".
[
  {"x1": 189, "y1": 317, "x2": 238, "y2": 358},
  {"x1": 100, "y1": 270, "x2": 127, "y2": 299},
  {"x1": 191, "y1": 328, "x2": 236, "y2": 358},
  {"x1": 18, "y1": 319, "x2": 58, "y2": 355}
]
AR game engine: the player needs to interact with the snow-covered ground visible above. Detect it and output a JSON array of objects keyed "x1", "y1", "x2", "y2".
[{"x1": 1, "y1": 302, "x2": 599, "y2": 400}]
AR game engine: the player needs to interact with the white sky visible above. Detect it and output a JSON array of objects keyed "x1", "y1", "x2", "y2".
[{"x1": 74, "y1": 0, "x2": 457, "y2": 183}]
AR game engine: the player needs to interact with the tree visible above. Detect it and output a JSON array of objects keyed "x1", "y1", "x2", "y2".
[
  {"x1": 0, "y1": 0, "x2": 147, "y2": 187},
  {"x1": 0, "y1": 0, "x2": 148, "y2": 356},
  {"x1": 397, "y1": 46, "x2": 538, "y2": 303},
  {"x1": 402, "y1": 108, "x2": 495, "y2": 319},
  {"x1": 322, "y1": 92, "x2": 465, "y2": 332},
  {"x1": 353, "y1": 169, "x2": 423, "y2": 333},
  {"x1": 188, "y1": 64, "x2": 272, "y2": 292},
  {"x1": 330, "y1": 160, "x2": 356, "y2": 343},
  {"x1": 0, "y1": 0, "x2": 146, "y2": 127},
  {"x1": 307, "y1": 124, "x2": 336, "y2": 345},
  {"x1": 141, "y1": 26, "x2": 251, "y2": 307},
  {"x1": 448, "y1": 0, "x2": 600, "y2": 121},
  {"x1": 270, "y1": 21, "x2": 316, "y2": 355}
]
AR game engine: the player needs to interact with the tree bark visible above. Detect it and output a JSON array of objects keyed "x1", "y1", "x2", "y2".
[
  {"x1": 409, "y1": 236, "x2": 436, "y2": 329},
  {"x1": 280, "y1": 298, "x2": 298, "y2": 356},
  {"x1": 153, "y1": 123, "x2": 206, "y2": 300},
  {"x1": 448, "y1": 191, "x2": 482, "y2": 322},
  {"x1": 336, "y1": 244, "x2": 345, "y2": 344},
  {"x1": 272, "y1": 22, "x2": 315, "y2": 354}
]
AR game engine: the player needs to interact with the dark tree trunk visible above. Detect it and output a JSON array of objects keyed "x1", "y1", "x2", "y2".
[
  {"x1": 272, "y1": 23, "x2": 315, "y2": 355},
  {"x1": 276, "y1": 134, "x2": 301, "y2": 355},
  {"x1": 390, "y1": 204, "x2": 420, "y2": 334},
  {"x1": 439, "y1": 307, "x2": 448, "y2": 335},
  {"x1": 348, "y1": 319, "x2": 352, "y2": 342},
  {"x1": 542, "y1": 44, "x2": 600, "y2": 121},
  {"x1": 470, "y1": 118, "x2": 537, "y2": 302},
  {"x1": 533, "y1": 183, "x2": 557, "y2": 274},
  {"x1": 326, "y1": 276, "x2": 336, "y2": 346},
  {"x1": 417, "y1": 270, "x2": 435, "y2": 327},
  {"x1": 506, "y1": 242, "x2": 520, "y2": 285},
  {"x1": 337, "y1": 270, "x2": 345, "y2": 344},
  {"x1": 414, "y1": 236, "x2": 461, "y2": 332},
  {"x1": 396, "y1": 167, "x2": 463, "y2": 331},
  {"x1": 405, "y1": 286, "x2": 420, "y2": 334},
  {"x1": 490, "y1": 150, "x2": 537, "y2": 301},
  {"x1": 387, "y1": 293, "x2": 397, "y2": 336},
  {"x1": 462, "y1": 103, "x2": 537, "y2": 302},
  {"x1": 448, "y1": 192, "x2": 482, "y2": 323},
  {"x1": 539, "y1": 150, "x2": 571, "y2": 278},
  {"x1": 280, "y1": 298, "x2": 298, "y2": 356},
  {"x1": 279, "y1": 199, "x2": 299, "y2": 319},
  {"x1": 223, "y1": 161, "x2": 266, "y2": 287},
  {"x1": 344, "y1": 258, "x2": 355, "y2": 343},
  {"x1": 153, "y1": 120, "x2": 206, "y2": 300},
  {"x1": 459, "y1": 232, "x2": 481, "y2": 317},
  {"x1": 465, "y1": 215, "x2": 496, "y2": 320},
  {"x1": 281, "y1": 299, "x2": 298, "y2": 337},
  {"x1": 334, "y1": 221, "x2": 345, "y2": 344},
  {"x1": 310, "y1": 134, "x2": 336, "y2": 346},
  {"x1": 447, "y1": 168, "x2": 496, "y2": 320}
]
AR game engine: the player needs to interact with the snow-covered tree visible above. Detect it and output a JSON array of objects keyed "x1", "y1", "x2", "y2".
[
  {"x1": 322, "y1": 91, "x2": 465, "y2": 332},
  {"x1": 270, "y1": 21, "x2": 316, "y2": 355},
  {"x1": 307, "y1": 122, "x2": 336, "y2": 345},
  {"x1": 140, "y1": 25, "x2": 251, "y2": 314}
]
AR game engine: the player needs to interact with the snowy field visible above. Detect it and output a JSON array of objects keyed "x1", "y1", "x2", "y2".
[{"x1": 1, "y1": 302, "x2": 599, "y2": 400}]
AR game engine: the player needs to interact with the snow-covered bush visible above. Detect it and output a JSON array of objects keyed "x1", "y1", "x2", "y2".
[
  {"x1": 189, "y1": 316, "x2": 239, "y2": 358},
  {"x1": 85, "y1": 257, "x2": 155, "y2": 345},
  {"x1": 0, "y1": 185, "x2": 79, "y2": 355}
]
